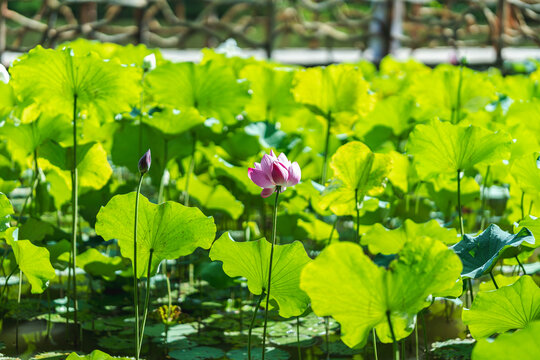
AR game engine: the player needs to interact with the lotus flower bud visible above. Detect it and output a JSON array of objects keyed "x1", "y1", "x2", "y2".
[
  {"x1": 138, "y1": 149, "x2": 151, "y2": 174},
  {"x1": 142, "y1": 54, "x2": 156, "y2": 72}
]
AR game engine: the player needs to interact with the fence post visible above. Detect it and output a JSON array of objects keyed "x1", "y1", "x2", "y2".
[
  {"x1": 265, "y1": 0, "x2": 275, "y2": 59},
  {"x1": 0, "y1": 0, "x2": 6, "y2": 63},
  {"x1": 369, "y1": 0, "x2": 394, "y2": 64},
  {"x1": 495, "y1": 0, "x2": 506, "y2": 68}
]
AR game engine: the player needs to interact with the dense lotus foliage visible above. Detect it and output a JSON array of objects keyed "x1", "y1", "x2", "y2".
[{"x1": 0, "y1": 39, "x2": 539, "y2": 359}]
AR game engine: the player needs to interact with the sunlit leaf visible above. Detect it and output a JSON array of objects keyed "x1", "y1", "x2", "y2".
[
  {"x1": 462, "y1": 275, "x2": 540, "y2": 338},
  {"x1": 408, "y1": 120, "x2": 512, "y2": 180},
  {"x1": 95, "y1": 192, "x2": 216, "y2": 278},
  {"x1": 210, "y1": 232, "x2": 311, "y2": 318},
  {"x1": 300, "y1": 238, "x2": 462, "y2": 347}
]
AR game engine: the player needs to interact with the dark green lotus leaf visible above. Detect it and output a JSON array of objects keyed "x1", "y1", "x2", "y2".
[
  {"x1": 95, "y1": 192, "x2": 216, "y2": 278},
  {"x1": 451, "y1": 224, "x2": 535, "y2": 279},
  {"x1": 209, "y1": 232, "x2": 311, "y2": 318},
  {"x1": 471, "y1": 321, "x2": 540, "y2": 360},
  {"x1": 462, "y1": 275, "x2": 540, "y2": 339}
]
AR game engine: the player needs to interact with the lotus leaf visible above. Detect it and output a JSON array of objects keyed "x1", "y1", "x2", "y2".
[
  {"x1": 95, "y1": 192, "x2": 216, "y2": 278},
  {"x1": 300, "y1": 237, "x2": 462, "y2": 347},
  {"x1": 209, "y1": 232, "x2": 311, "y2": 318},
  {"x1": 462, "y1": 275, "x2": 540, "y2": 338}
]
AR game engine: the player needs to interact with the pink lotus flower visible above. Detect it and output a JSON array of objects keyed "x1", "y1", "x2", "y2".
[{"x1": 248, "y1": 150, "x2": 301, "y2": 198}]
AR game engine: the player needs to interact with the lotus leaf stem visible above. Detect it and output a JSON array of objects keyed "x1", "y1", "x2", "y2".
[
  {"x1": 386, "y1": 310, "x2": 398, "y2": 360},
  {"x1": 248, "y1": 292, "x2": 265, "y2": 360},
  {"x1": 516, "y1": 256, "x2": 526, "y2": 275},
  {"x1": 138, "y1": 249, "x2": 154, "y2": 356}
]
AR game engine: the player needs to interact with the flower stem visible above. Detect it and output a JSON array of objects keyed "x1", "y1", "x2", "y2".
[
  {"x1": 248, "y1": 292, "x2": 265, "y2": 360},
  {"x1": 183, "y1": 133, "x2": 197, "y2": 207},
  {"x1": 516, "y1": 256, "x2": 527, "y2": 275},
  {"x1": 324, "y1": 316, "x2": 330, "y2": 360},
  {"x1": 321, "y1": 112, "x2": 332, "y2": 185},
  {"x1": 15, "y1": 269, "x2": 22, "y2": 353},
  {"x1": 414, "y1": 321, "x2": 418, "y2": 360},
  {"x1": 133, "y1": 173, "x2": 144, "y2": 360},
  {"x1": 354, "y1": 188, "x2": 360, "y2": 243},
  {"x1": 386, "y1": 311, "x2": 399, "y2": 360},
  {"x1": 138, "y1": 249, "x2": 154, "y2": 356},
  {"x1": 373, "y1": 328, "x2": 379, "y2": 360},
  {"x1": 456, "y1": 169, "x2": 464, "y2": 237},
  {"x1": 489, "y1": 271, "x2": 499, "y2": 289},
  {"x1": 421, "y1": 310, "x2": 429, "y2": 359},
  {"x1": 261, "y1": 187, "x2": 280, "y2": 360},
  {"x1": 71, "y1": 93, "x2": 79, "y2": 346},
  {"x1": 296, "y1": 316, "x2": 302, "y2": 360}
]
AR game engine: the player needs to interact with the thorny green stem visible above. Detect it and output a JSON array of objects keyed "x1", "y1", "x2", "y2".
[
  {"x1": 480, "y1": 166, "x2": 490, "y2": 229},
  {"x1": 71, "y1": 94, "x2": 79, "y2": 346},
  {"x1": 421, "y1": 310, "x2": 429, "y2": 359},
  {"x1": 516, "y1": 256, "x2": 527, "y2": 275},
  {"x1": 15, "y1": 269, "x2": 22, "y2": 353},
  {"x1": 248, "y1": 292, "x2": 265, "y2": 360},
  {"x1": 373, "y1": 328, "x2": 379, "y2": 360},
  {"x1": 457, "y1": 170, "x2": 464, "y2": 237},
  {"x1": 520, "y1": 191, "x2": 525, "y2": 221},
  {"x1": 261, "y1": 187, "x2": 280, "y2": 360},
  {"x1": 489, "y1": 271, "x2": 499, "y2": 289},
  {"x1": 355, "y1": 188, "x2": 360, "y2": 243},
  {"x1": 134, "y1": 173, "x2": 144, "y2": 360},
  {"x1": 183, "y1": 133, "x2": 197, "y2": 206},
  {"x1": 467, "y1": 278, "x2": 474, "y2": 304},
  {"x1": 0, "y1": 265, "x2": 18, "y2": 301},
  {"x1": 321, "y1": 112, "x2": 332, "y2": 185},
  {"x1": 386, "y1": 311, "x2": 399, "y2": 360},
  {"x1": 324, "y1": 317, "x2": 330, "y2": 360},
  {"x1": 297, "y1": 317, "x2": 302, "y2": 360},
  {"x1": 415, "y1": 321, "x2": 419, "y2": 360},
  {"x1": 17, "y1": 151, "x2": 40, "y2": 225},
  {"x1": 157, "y1": 139, "x2": 168, "y2": 204},
  {"x1": 138, "y1": 71, "x2": 147, "y2": 155},
  {"x1": 138, "y1": 249, "x2": 154, "y2": 356},
  {"x1": 452, "y1": 63, "x2": 464, "y2": 124}
]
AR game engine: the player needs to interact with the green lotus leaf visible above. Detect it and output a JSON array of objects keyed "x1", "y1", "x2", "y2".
[
  {"x1": 10, "y1": 46, "x2": 140, "y2": 122},
  {"x1": 361, "y1": 96, "x2": 414, "y2": 137},
  {"x1": 320, "y1": 141, "x2": 391, "y2": 216},
  {"x1": 293, "y1": 64, "x2": 374, "y2": 118},
  {"x1": 0, "y1": 192, "x2": 13, "y2": 233},
  {"x1": 209, "y1": 232, "x2": 311, "y2": 318},
  {"x1": 471, "y1": 321, "x2": 540, "y2": 360},
  {"x1": 407, "y1": 120, "x2": 512, "y2": 180},
  {"x1": 300, "y1": 238, "x2": 462, "y2": 347},
  {"x1": 38, "y1": 141, "x2": 113, "y2": 191},
  {"x1": 75, "y1": 248, "x2": 124, "y2": 281},
  {"x1": 0, "y1": 115, "x2": 72, "y2": 166},
  {"x1": 515, "y1": 216, "x2": 540, "y2": 249},
  {"x1": 451, "y1": 224, "x2": 535, "y2": 279},
  {"x1": 409, "y1": 64, "x2": 497, "y2": 122},
  {"x1": 462, "y1": 275, "x2": 540, "y2": 339},
  {"x1": 142, "y1": 107, "x2": 204, "y2": 136},
  {"x1": 241, "y1": 64, "x2": 298, "y2": 123},
  {"x1": 95, "y1": 192, "x2": 216, "y2": 278},
  {"x1": 511, "y1": 152, "x2": 540, "y2": 196},
  {"x1": 177, "y1": 175, "x2": 244, "y2": 220},
  {"x1": 6, "y1": 228, "x2": 56, "y2": 294},
  {"x1": 362, "y1": 219, "x2": 459, "y2": 255},
  {"x1": 145, "y1": 61, "x2": 248, "y2": 125},
  {"x1": 66, "y1": 349, "x2": 131, "y2": 360}
]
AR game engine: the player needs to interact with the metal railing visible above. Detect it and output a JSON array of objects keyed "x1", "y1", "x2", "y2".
[{"x1": 0, "y1": 0, "x2": 539, "y2": 64}]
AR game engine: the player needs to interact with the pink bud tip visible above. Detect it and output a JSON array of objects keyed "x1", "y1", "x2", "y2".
[{"x1": 138, "y1": 149, "x2": 151, "y2": 174}]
